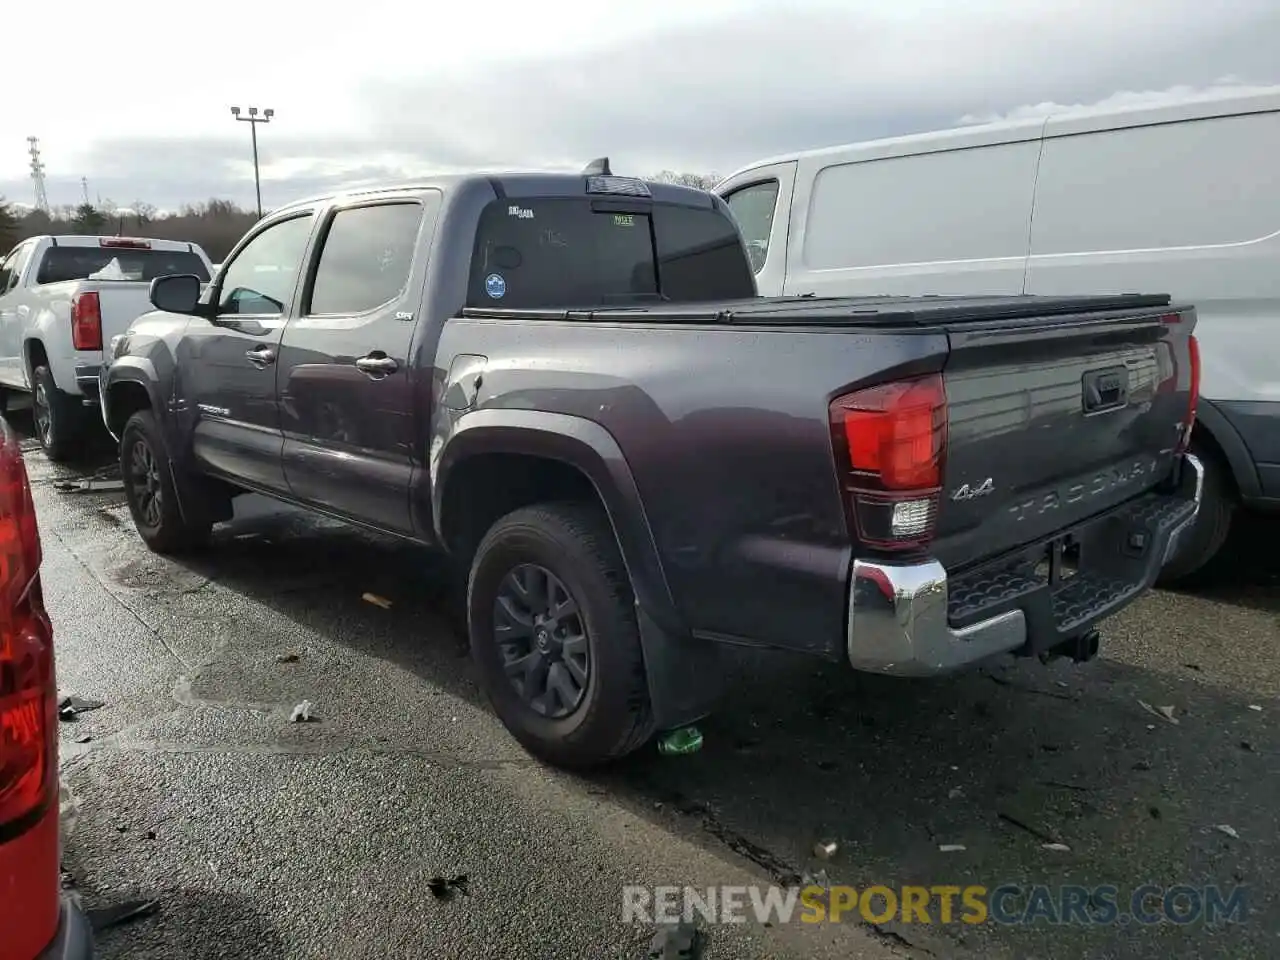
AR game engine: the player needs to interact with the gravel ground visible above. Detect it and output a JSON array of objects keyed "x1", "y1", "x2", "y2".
[{"x1": 26, "y1": 418, "x2": 1278, "y2": 959}]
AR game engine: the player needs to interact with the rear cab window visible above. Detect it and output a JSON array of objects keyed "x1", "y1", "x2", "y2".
[
  {"x1": 35, "y1": 243, "x2": 211, "y2": 285},
  {"x1": 467, "y1": 195, "x2": 755, "y2": 309}
]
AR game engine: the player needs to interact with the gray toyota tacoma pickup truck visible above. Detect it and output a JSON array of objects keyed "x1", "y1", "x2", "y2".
[{"x1": 99, "y1": 168, "x2": 1205, "y2": 767}]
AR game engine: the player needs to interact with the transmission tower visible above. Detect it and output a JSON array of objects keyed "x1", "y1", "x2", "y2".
[{"x1": 27, "y1": 137, "x2": 49, "y2": 213}]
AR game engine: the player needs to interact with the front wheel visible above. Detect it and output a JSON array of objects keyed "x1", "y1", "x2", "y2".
[
  {"x1": 120, "y1": 410, "x2": 212, "y2": 554},
  {"x1": 467, "y1": 502, "x2": 654, "y2": 768}
]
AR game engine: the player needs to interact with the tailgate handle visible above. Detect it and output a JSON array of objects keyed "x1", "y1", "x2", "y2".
[{"x1": 1082, "y1": 366, "x2": 1128, "y2": 414}]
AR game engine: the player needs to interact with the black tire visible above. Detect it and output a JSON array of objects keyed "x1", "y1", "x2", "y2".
[
  {"x1": 120, "y1": 410, "x2": 212, "y2": 554},
  {"x1": 32, "y1": 365, "x2": 86, "y2": 463},
  {"x1": 467, "y1": 502, "x2": 654, "y2": 768},
  {"x1": 1157, "y1": 443, "x2": 1234, "y2": 586}
]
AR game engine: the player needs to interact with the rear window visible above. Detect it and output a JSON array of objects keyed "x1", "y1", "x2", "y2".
[
  {"x1": 35, "y1": 247, "x2": 211, "y2": 285},
  {"x1": 467, "y1": 198, "x2": 754, "y2": 309}
]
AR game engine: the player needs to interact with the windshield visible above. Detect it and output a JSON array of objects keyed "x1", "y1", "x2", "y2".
[
  {"x1": 467, "y1": 197, "x2": 754, "y2": 309},
  {"x1": 35, "y1": 247, "x2": 211, "y2": 285}
]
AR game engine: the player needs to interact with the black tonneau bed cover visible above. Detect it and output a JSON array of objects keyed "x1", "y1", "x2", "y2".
[{"x1": 462, "y1": 293, "x2": 1179, "y2": 326}]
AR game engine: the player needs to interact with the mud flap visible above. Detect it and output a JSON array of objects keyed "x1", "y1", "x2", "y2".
[
  {"x1": 167, "y1": 463, "x2": 234, "y2": 525},
  {"x1": 636, "y1": 603, "x2": 723, "y2": 733}
]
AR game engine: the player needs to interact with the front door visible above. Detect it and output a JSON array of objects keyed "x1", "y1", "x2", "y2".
[
  {"x1": 179, "y1": 212, "x2": 317, "y2": 493},
  {"x1": 277, "y1": 192, "x2": 440, "y2": 535},
  {"x1": 0, "y1": 241, "x2": 35, "y2": 388}
]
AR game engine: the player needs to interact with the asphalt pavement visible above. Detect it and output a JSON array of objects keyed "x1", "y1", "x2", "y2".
[{"x1": 25, "y1": 416, "x2": 1278, "y2": 959}]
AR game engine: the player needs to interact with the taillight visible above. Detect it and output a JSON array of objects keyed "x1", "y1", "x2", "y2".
[
  {"x1": 0, "y1": 417, "x2": 54, "y2": 836},
  {"x1": 71, "y1": 291, "x2": 103, "y2": 351},
  {"x1": 829, "y1": 374, "x2": 947, "y2": 552},
  {"x1": 1176, "y1": 334, "x2": 1200, "y2": 454}
]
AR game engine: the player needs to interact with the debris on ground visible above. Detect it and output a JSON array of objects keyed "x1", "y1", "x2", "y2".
[
  {"x1": 146, "y1": 830, "x2": 157, "y2": 840},
  {"x1": 800, "y1": 868, "x2": 830, "y2": 888},
  {"x1": 948, "y1": 787, "x2": 964, "y2": 799},
  {"x1": 58, "y1": 695, "x2": 106, "y2": 721},
  {"x1": 427, "y1": 875, "x2": 470, "y2": 900},
  {"x1": 1240, "y1": 740, "x2": 1255, "y2": 752},
  {"x1": 648, "y1": 921, "x2": 704, "y2": 960},
  {"x1": 1247, "y1": 704, "x2": 1262, "y2": 712},
  {"x1": 657, "y1": 725, "x2": 703, "y2": 757},
  {"x1": 998, "y1": 811, "x2": 1059, "y2": 845},
  {"x1": 53, "y1": 474, "x2": 127, "y2": 494},
  {"x1": 1214, "y1": 824, "x2": 1240, "y2": 840},
  {"x1": 1042, "y1": 842, "x2": 1072, "y2": 852},
  {"x1": 812, "y1": 840, "x2": 838, "y2": 860},
  {"x1": 74, "y1": 734, "x2": 93, "y2": 744},
  {"x1": 86, "y1": 898, "x2": 161, "y2": 933},
  {"x1": 289, "y1": 700, "x2": 317, "y2": 723},
  {"x1": 276, "y1": 652, "x2": 301, "y2": 664},
  {"x1": 362, "y1": 592, "x2": 393, "y2": 609},
  {"x1": 1137, "y1": 700, "x2": 1179, "y2": 724},
  {"x1": 938, "y1": 844, "x2": 967, "y2": 853},
  {"x1": 1133, "y1": 759, "x2": 1153, "y2": 771}
]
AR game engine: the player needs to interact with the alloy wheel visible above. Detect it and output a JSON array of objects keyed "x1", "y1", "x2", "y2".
[{"x1": 493, "y1": 563, "x2": 591, "y2": 719}]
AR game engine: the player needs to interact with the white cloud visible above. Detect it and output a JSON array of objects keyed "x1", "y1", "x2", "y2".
[
  {"x1": 957, "y1": 80, "x2": 1280, "y2": 126},
  {"x1": 3, "y1": 0, "x2": 1279, "y2": 209}
]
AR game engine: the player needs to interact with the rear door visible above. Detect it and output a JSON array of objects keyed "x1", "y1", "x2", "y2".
[
  {"x1": 1025, "y1": 105, "x2": 1280, "y2": 496},
  {"x1": 180, "y1": 211, "x2": 317, "y2": 493},
  {"x1": 278, "y1": 192, "x2": 440, "y2": 535},
  {"x1": 784, "y1": 136, "x2": 1043, "y2": 298}
]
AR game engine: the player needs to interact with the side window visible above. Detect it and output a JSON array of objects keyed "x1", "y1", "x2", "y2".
[
  {"x1": 724, "y1": 180, "x2": 780, "y2": 274},
  {"x1": 653, "y1": 205, "x2": 757, "y2": 301},
  {"x1": 0, "y1": 250, "x2": 16, "y2": 294},
  {"x1": 0, "y1": 243, "x2": 32, "y2": 294},
  {"x1": 308, "y1": 202, "x2": 424, "y2": 315},
  {"x1": 217, "y1": 214, "x2": 315, "y2": 317}
]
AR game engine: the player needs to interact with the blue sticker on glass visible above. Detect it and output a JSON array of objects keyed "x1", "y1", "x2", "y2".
[{"x1": 485, "y1": 273, "x2": 506, "y2": 299}]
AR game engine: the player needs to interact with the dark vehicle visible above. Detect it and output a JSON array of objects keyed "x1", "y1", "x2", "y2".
[
  {"x1": 0, "y1": 416, "x2": 94, "y2": 958},
  {"x1": 99, "y1": 168, "x2": 1204, "y2": 767}
]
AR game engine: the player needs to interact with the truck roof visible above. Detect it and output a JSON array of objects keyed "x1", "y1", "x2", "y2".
[
  {"x1": 719, "y1": 85, "x2": 1280, "y2": 184},
  {"x1": 274, "y1": 172, "x2": 720, "y2": 215},
  {"x1": 26, "y1": 235, "x2": 206, "y2": 254}
]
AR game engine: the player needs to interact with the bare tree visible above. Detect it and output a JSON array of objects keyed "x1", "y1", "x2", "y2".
[{"x1": 650, "y1": 170, "x2": 721, "y2": 190}]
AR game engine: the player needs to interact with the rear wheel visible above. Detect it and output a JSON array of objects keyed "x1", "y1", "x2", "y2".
[
  {"x1": 1157, "y1": 442, "x2": 1234, "y2": 586},
  {"x1": 467, "y1": 502, "x2": 654, "y2": 768},
  {"x1": 120, "y1": 410, "x2": 212, "y2": 554},
  {"x1": 32, "y1": 365, "x2": 86, "y2": 463}
]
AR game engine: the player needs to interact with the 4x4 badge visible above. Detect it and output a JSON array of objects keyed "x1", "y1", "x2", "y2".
[{"x1": 951, "y1": 477, "x2": 995, "y2": 501}]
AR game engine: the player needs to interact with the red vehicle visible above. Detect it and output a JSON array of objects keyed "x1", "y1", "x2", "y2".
[{"x1": 0, "y1": 416, "x2": 93, "y2": 959}]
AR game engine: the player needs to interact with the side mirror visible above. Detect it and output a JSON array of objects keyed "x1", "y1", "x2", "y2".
[{"x1": 149, "y1": 274, "x2": 203, "y2": 315}]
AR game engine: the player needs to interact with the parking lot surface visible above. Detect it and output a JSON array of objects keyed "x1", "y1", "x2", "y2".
[{"x1": 30, "y1": 420, "x2": 1278, "y2": 959}]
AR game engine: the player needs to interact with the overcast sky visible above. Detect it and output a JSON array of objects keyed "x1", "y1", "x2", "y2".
[{"x1": 5, "y1": 0, "x2": 1279, "y2": 213}]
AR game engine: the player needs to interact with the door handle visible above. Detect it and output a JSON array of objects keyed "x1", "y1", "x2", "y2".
[
  {"x1": 355, "y1": 354, "x2": 398, "y2": 377},
  {"x1": 245, "y1": 346, "x2": 276, "y2": 367}
]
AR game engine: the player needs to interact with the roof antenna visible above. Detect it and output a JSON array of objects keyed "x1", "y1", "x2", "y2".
[{"x1": 582, "y1": 157, "x2": 612, "y2": 176}]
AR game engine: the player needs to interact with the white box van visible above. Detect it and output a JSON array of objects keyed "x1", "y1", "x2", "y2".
[{"x1": 716, "y1": 88, "x2": 1280, "y2": 582}]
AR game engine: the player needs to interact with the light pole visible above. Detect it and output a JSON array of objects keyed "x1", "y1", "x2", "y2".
[{"x1": 230, "y1": 105, "x2": 274, "y2": 218}]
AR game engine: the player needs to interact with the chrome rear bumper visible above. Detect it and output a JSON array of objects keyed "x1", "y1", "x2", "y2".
[{"x1": 846, "y1": 454, "x2": 1205, "y2": 676}]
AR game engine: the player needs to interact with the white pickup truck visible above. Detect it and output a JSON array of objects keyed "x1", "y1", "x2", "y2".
[{"x1": 0, "y1": 235, "x2": 214, "y2": 460}]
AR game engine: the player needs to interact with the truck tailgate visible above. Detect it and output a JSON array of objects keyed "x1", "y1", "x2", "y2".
[
  {"x1": 932, "y1": 306, "x2": 1196, "y2": 571},
  {"x1": 86, "y1": 283, "x2": 154, "y2": 359}
]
